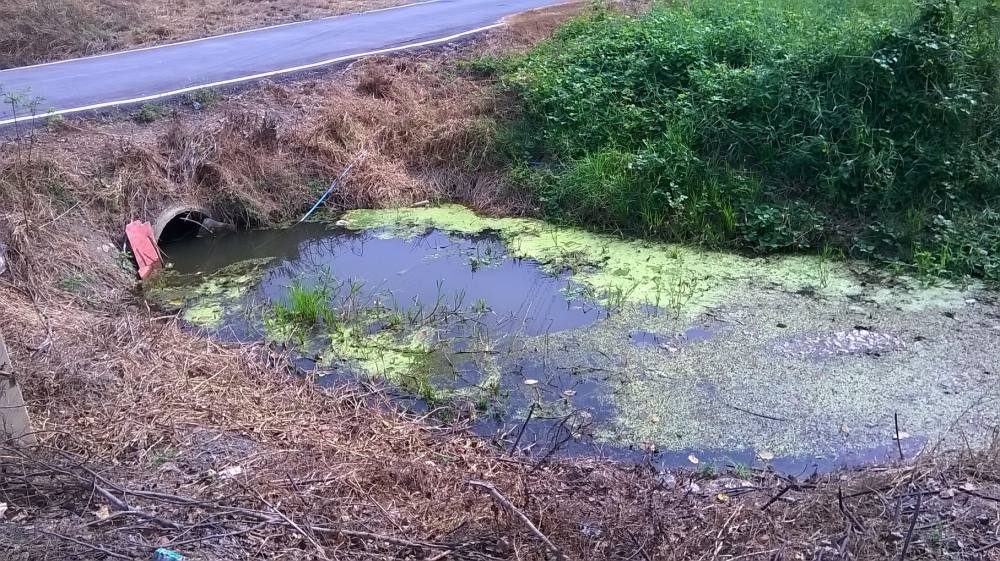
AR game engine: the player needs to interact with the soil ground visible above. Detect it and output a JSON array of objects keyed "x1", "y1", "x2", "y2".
[
  {"x1": 0, "y1": 0, "x2": 410, "y2": 69},
  {"x1": 1, "y1": 5, "x2": 999, "y2": 560}
]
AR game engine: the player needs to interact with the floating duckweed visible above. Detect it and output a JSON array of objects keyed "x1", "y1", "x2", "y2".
[
  {"x1": 146, "y1": 258, "x2": 273, "y2": 328},
  {"x1": 342, "y1": 205, "x2": 981, "y2": 315},
  {"x1": 182, "y1": 302, "x2": 225, "y2": 327},
  {"x1": 155, "y1": 208, "x2": 996, "y2": 461}
]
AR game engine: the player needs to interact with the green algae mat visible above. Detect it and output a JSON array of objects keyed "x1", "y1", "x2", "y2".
[{"x1": 146, "y1": 205, "x2": 1000, "y2": 471}]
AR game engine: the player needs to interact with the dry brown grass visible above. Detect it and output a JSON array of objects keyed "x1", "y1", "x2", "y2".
[
  {"x1": 1, "y1": 11, "x2": 999, "y2": 560},
  {"x1": 0, "y1": 0, "x2": 137, "y2": 69},
  {"x1": 0, "y1": 0, "x2": 410, "y2": 69},
  {"x1": 2, "y1": 283, "x2": 999, "y2": 560},
  {"x1": 1, "y1": 54, "x2": 525, "y2": 237}
]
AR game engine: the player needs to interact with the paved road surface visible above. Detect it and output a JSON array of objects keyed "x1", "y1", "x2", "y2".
[{"x1": 0, "y1": 0, "x2": 560, "y2": 125}]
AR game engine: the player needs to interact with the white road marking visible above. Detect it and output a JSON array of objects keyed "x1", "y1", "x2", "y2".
[
  {"x1": 0, "y1": 21, "x2": 313, "y2": 73},
  {"x1": 0, "y1": 23, "x2": 501, "y2": 126},
  {"x1": 0, "y1": 0, "x2": 447, "y2": 74}
]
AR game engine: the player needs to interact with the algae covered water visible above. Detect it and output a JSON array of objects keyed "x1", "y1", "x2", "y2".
[
  {"x1": 162, "y1": 223, "x2": 602, "y2": 338},
  {"x1": 150, "y1": 206, "x2": 1000, "y2": 473}
]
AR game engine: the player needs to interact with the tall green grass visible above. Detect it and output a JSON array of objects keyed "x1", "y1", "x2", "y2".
[
  {"x1": 274, "y1": 283, "x2": 336, "y2": 327},
  {"x1": 497, "y1": 0, "x2": 1000, "y2": 280}
]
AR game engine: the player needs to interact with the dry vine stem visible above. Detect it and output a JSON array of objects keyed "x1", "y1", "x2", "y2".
[{"x1": 469, "y1": 479, "x2": 568, "y2": 561}]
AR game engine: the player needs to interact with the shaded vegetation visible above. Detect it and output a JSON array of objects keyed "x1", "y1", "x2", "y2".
[{"x1": 494, "y1": 0, "x2": 1000, "y2": 281}]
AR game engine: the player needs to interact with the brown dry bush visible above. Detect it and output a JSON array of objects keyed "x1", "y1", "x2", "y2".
[
  {"x1": 355, "y1": 65, "x2": 395, "y2": 99},
  {"x1": 0, "y1": 0, "x2": 139, "y2": 68}
]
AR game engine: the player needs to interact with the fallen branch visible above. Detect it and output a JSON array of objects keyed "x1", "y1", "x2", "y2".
[
  {"x1": 957, "y1": 487, "x2": 1000, "y2": 503},
  {"x1": 468, "y1": 480, "x2": 567, "y2": 561},
  {"x1": 2, "y1": 444, "x2": 184, "y2": 529}
]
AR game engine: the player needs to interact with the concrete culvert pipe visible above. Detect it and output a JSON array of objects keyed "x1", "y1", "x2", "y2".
[{"x1": 153, "y1": 204, "x2": 213, "y2": 244}]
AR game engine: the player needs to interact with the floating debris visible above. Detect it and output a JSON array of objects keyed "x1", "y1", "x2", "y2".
[
  {"x1": 125, "y1": 220, "x2": 162, "y2": 280},
  {"x1": 629, "y1": 326, "x2": 717, "y2": 349},
  {"x1": 772, "y1": 328, "x2": 906, "y2": 359}
]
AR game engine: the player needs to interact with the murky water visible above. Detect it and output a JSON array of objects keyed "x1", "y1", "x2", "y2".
[
  {"x1": 165, "y1": 223, "x2": 603, "y2": 337},
  {"x1": 162, "y1": 224, "x2": 632, "y2": 459},
  {"x1": 152, "y1": 217, "x2": 1000, "y2": 475}
]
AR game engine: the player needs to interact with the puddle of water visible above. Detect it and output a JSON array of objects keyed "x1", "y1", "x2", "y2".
[
  {"x1": 629, "y1": 330, "x2": 666, "y2": 346},
  {"x1": 152, "y1": 218, "x2": 998, "y2": 474},
  {"x1": 165, "y1": 224, "x2": 603, "y2": 338}
]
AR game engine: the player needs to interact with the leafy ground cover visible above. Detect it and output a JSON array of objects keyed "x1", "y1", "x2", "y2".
[{"x1": 491, "y1": 0, "x2": 1000, "y2": 281}]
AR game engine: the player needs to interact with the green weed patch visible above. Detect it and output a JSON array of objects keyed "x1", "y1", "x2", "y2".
[{"x1": 496, "y1": 0, "x2": 1000, "y2": 281}]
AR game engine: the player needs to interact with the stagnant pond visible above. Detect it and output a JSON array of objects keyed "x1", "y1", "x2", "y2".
[{"x1": 149, "y1": 205, "x2": 1000, "y2": 474}]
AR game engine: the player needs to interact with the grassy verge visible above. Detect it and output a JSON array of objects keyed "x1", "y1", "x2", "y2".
[{"x1": 491, "y1": 0, "x2": 1000, "y2": 281}]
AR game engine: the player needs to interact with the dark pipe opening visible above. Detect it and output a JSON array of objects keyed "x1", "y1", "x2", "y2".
[{"x1": 158, "y1": 211, "x2": 208, "y2": 244}]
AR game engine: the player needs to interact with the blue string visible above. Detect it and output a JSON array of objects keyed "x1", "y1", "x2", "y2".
[{"x1": 299, "y1": 161, "x2": 356, "y2": 223}]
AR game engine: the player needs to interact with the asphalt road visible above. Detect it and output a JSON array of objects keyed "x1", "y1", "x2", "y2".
[{"x1": 0, "y1": 0, "x2": 560, "y2": 125}]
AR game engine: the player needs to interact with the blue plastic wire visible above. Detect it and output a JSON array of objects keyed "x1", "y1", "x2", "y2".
[{"x1": 299, "y1": 159, "x2": 357, "y2": 223}]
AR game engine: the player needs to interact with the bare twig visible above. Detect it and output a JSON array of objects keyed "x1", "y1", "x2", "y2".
[
  {"x1": 209, "y1": 505, "x2": 449, "y2": 551},
  {"x1": 838, "y1": 486, "x2": 866, "y2": 533},
  {"x1": 507, "y1": 402, "x2": 536, "y2": 456},
  {"x1": 37, "y1": 529, "x2": 131, "y2": 560},
  {"x1": 717, "y1": 399, "x2": 788, "y2": 422},
  {"x1": 898, "y1": 494, "x2": 922, "y2": 561},
  {"x1": 761, "y1": 484, "x2": 795, "y2": 511},
  {"x1": 972, "y1": 539, "x2": 1000, "y2": 555},
  {"x1": 240, "y1": 482, "x2": 330, "y2": 560},
  {"x1": 894, "y1": 412, "x2": 905, "y2": 462},
  {"x1": 468, "y1": 480, "x2": 567, "y2": 561},
  {"x1": 166, "y1": 522, "x2": 269, "y2": 548}
]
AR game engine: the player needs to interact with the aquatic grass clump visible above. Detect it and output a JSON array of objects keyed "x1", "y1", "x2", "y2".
[
  {"x1": 263, "y1": 269, "x2": 510, "y2": 414},
  {"x1": 274, "y1": 282, "x2": 337, "y2": 328},
  {"x1": 498, "y1": 0, "x2": 1000, "y2": 281}
]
